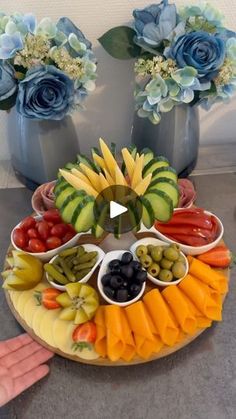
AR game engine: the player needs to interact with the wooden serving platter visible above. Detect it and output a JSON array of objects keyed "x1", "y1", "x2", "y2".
[{"x1": 3, "y1": 232, "x2": 230, "y2": 366}]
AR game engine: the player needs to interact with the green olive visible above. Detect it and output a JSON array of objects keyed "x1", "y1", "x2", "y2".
[
  {"x1": 163, "y1": 247, "x2": 179, "y2": 262},
  {"x1": 148, "y1": 263, "x2": 160, "y2": 278},
  {"x1": 140, "y1": 254, "x2": 152, "y2": 268},
  {"x1": 159, "y1": 269, "x2": 173, "y2": 282},
  {"x1": 151, "y1": 247, "x2": 163, "y2": 262},
  {"x1": 177, "y1": 254, "x2": 185, "y2": 263},
  {"x1": 160, "y1": 258, "x2": 173, "y2": 270},
  {"x1": 136, "y1": 245, "x2": 148, "y2": 258},
  {"x1": 147, "y1": 244, "x2": 155, "y2": 254},
  {"x1": 172, "y1": 261, "x2": 186, "y2": 279}
]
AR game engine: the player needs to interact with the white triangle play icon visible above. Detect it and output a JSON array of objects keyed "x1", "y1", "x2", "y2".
[{"x1": 110, "y1": 201, "x2": 128, "y2": 219}]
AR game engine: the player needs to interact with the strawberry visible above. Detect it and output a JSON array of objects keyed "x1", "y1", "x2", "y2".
[
  {"x1": 72, "y1": 321, "x2": 97, "y2": 351},
  {"x1": 197, "y1": 246, "x2": 233, "y2": 268},
  {"x1": 35, "y1": 288, "x2": 62, "y2": 309}
]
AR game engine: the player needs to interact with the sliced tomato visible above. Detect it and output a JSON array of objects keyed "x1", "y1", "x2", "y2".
[
  {"x1": 72, "y1": 321, "x2": 97, "y2": 343},
  {"x1": 13, "y1": 228, "x2": 28, "y2": 249},
  {"x1": 197, "y1": 246, "x2": 232, "y2": 268},
  {"x1": 19, "y1": 216, "x2": 36, "y2": 231}
]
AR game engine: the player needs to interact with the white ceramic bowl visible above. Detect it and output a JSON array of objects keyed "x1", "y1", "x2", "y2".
[
  {"x1": 97, "y1": 250, "x2": 146, "y2": 307},
  {"x1": 11, "y1": 215, "x2": 82, "y2": 262},
  {"x1": 130, "y1": 237, "x2": 188, "y2": 287},
  {"x1": 46, "y1": 244, "x2": 105, "y2": 291},
  {"x1": 139, "y1": 209, "x2": 224, "y2": 256}
]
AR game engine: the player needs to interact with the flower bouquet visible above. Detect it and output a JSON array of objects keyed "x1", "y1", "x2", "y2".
[
  {"x1": 0, "y1": 13, "x2": 97, "y2": 120},
  {"x1": 99, "y1": 1, "x2": 236, "y2": 124}
]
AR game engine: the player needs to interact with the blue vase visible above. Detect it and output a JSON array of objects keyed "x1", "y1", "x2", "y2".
[
  {"x1": 7, "y1": 108, "x2": 79, "y2": 189},
  {"x1": 131, "y1": 104, "x2": 199, "y2": 175}
]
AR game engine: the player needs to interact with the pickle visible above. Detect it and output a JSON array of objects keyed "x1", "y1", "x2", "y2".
[
  {"x1": 58, "y1": 258, "x2": 76, "y2": 282},
  {"x1": 77, "y1": 246, "x2": 86, "y2": 258},
  {"x1": 75, "y1": 269, "x2": 91, "y2": 281},
  {"x1": 73, "y1": 258, "x2": 97, "y2": 272},
  {"x1": 59, "y1": 247, "x2": 78, "y2": 258},
  {"x1": 44, "y1": 264, "x2": 68, "y2": 285},
  {"x1": 77, "y1": 251, "x2": 98, "y2": 264}
]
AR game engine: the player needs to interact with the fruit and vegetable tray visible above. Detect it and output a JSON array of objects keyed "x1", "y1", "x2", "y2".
[{"x1": 1, "y1": 140, "x2": 232, "y2": 366}]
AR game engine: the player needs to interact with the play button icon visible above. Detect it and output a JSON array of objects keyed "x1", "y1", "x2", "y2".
[
  {"x1": 94, "y1": 185, "x2": 142, "y2": 236},
  {"x1": 110, "y1": 201, "x2": 127, "y2": 219}
]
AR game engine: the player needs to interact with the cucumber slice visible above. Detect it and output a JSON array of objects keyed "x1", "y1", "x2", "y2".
[
  {"x1": 152, "y1": 166, "x2": 177, "y2": 183},
  {"x1": 148, "y1": 177, "x2": 179, "y2": 208},
  {"x1": 55, "y1": 185, "x2": 75, "y2": 209},
  {"x1": 141, "y1": 148, "x2": 154, "y2": 167},
  {"x1": 139, "y1": 196, "x2": 155, "y2": 229},
  {"x1": 72, "y1": 196, "x2": 95, "y2": 233},
  {"x1": 92, "y1": 202, "x2": 109, "y2": 238},
  {"x1": 91, "y1": 147, "x2": 101, "y2": 157},
  {"x1": 128, "y1": 144, "x2": 137, "y2": 159},
  {"x1": 144, "y1": 189, "x2": 173, "y2": 222},
  {"x1": 143, "y1": 156, "x2": 169, "y2": 177},
  {"x1": 61, "y1": 191, "x2": 86, "y2": 224},
  {"x1": 54, "y1": 179, "x2": 68, "y2": 197},
  {"x1": 110, "y1": 142, "x2": 116, "y2": 158},
  {"x1": 77, "y1": 154, "x2": 98, "y2": 173},
  {"x1": 114, "y1": 217, "x2": 121, "y2": 239},
  {"x1": 127, "y1": 201, "x2": 140, "y2": 232}
]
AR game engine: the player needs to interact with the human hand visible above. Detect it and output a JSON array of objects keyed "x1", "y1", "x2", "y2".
[{"x1": 0, "y1": 333, "x2": 54, "y2": 407}]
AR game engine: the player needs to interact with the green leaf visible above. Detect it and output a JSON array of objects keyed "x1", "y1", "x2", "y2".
[
  {"x1": 0, "y1": 91, "x2": 17, "y2": 111},
  {"x1": 98, "y1": 26, "x2": 141, "y2": 60}
]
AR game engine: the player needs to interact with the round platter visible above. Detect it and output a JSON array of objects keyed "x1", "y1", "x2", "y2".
[{"x1": 3, "y1": 232, "x2": 230, "y2": 366}]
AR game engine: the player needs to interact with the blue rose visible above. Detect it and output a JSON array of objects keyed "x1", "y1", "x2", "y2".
[
  {"x1": 16, "y1": 65, "x2": 75, "y2": 120},
  {"x1": 169, "y1": 31, "x2": 225, "y2": 81},
  {"x1": 0, "y1": 60, "x2": 17, "y2": 101},
  {"x1": 133, "y1": 0, "x2": 181, "y2": 48},
  {"x1": 56, "y1": 17, "x2": 91, "y2": 49}
]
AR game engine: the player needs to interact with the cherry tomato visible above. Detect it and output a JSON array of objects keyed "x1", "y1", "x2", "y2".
[
  {"x1": 62, "y1": 231, "x2": 76, "y2": 244},
  {"x1": 27, "y1": 228, "x2": 39, "y2": 239},
  {"x1": 13, "y1": 228, "x2": 28, "y2": 249},
  {"x1": 50, "y1": 223, "x2": 68, "y2": 238},
  {"x1": 46, "y1": 236, "x2": 62, "y2": 250},
  {"x1": 19, "y1": 216, "x2": 36, "y2": 231},
  {"x1": 37, "y1": 220, "x2": 50, "y2": 240},
  {"x1": 28, "y1": 238, "x2": 46, "y2": 253},
  {"x1": 43, "y1": 209, "x2": 61, "y2": 224},
  {"x1": 67, "y1": 224, "x2": 76, "y2": 234},
  {"x1": 47, "y1": 221, "x2": 54, "y2": 229}
]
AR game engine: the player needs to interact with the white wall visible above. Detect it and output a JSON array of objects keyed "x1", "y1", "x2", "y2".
[{"x1": 0, "y1": 0, "x2": 236, "y2": 159}]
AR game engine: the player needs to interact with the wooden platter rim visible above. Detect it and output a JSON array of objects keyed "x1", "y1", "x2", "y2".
[{"x1": 3, "y1": 233, "x2": 230, "y2": 367}]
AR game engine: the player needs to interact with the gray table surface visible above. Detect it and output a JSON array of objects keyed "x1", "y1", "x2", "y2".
[{"x1": 0, "y1": 174, "x2": 236, "y2": 419}]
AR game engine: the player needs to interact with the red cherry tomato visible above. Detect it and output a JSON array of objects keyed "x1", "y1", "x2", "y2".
[
  {"x1": 50, "y1": 223, "x2": 68, "y2": 238},
  {"x1": 28, "y1": 238, "x2": 46, "y2": 253},
  {"x1": 67, "y1": 224, "x2": 76, "y2": 234},
  {"x1": 47, "y1": 221, "x2": 54, "y2": 229},
  {"x1": 62, "y1": 231, "x2": 76, "y2": 244},
  {"x1": 19, "y1": 216, "x2": 36, "y2": 231},
  {"x1": 37, "y1": 220, "x2": 50, "y2": 240},
  {"x1": 27, "y1": 228, "x2": 39, "y2": 239},
  {"x1": 46, "y1": 236, "x2": 62, "y2": 250},
  {"x1": 43, "y1": 209, "x2": 61, "y2": 224},
  {"x1": 13, "y1": 228, "x2": 28, "y2": 249}
]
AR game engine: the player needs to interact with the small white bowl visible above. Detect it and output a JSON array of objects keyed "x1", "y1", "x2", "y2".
[
  {"x1": 130, "y1": 237, "x2": 188, "y2": 287},
  {"x1": 46, "y1": 244, "x2": 105, "y2": 291},
  {"x1": 139, "y1": 209, "x2": 224, "y2": 256},
  {"x1": 11, "y1": 215, "x2": 82, "y2": 262},
  {"x1": 97, "y1": 250, "x2": 146, "y2": 307}
]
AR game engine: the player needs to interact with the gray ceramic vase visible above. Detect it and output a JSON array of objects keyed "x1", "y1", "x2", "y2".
[
  {"x1": 131, "y1": 104, "x2": 199, "y2": 175},
  {"x1": 7, "y1": 108, "x2": 79, "y2": 188}
]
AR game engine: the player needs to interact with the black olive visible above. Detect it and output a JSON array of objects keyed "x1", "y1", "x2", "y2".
[
  {"x1": 110, "y1": 275, "x2": 124, "y2": 290},
  {"x1": 108, "y1": 259, "x2": 121, "y2": 270},
  {"x1": 120, "y1": 264, "x2": 133, "y2": 279},
  {"x1": 130, "y1": 260, "x2": 142, "y2": 271},
  {"x1": 135, "y1": 270, "x2": 147, "y2": 284},
  {"x1": 101, "y1": 273, "x2": 112, "y2": 287},
  {"x1": 129, "y1": 283, "x2": 141, "y2": 297},
  {"x1": 121, "y1": 252, "x2": 133, "y2": 265},
  {"x1": 103, "y1": 286, "x2": 115, "y2": 299},
  {"x1": 116, "y1": 289, "x2": 129, "y2": 302}
]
